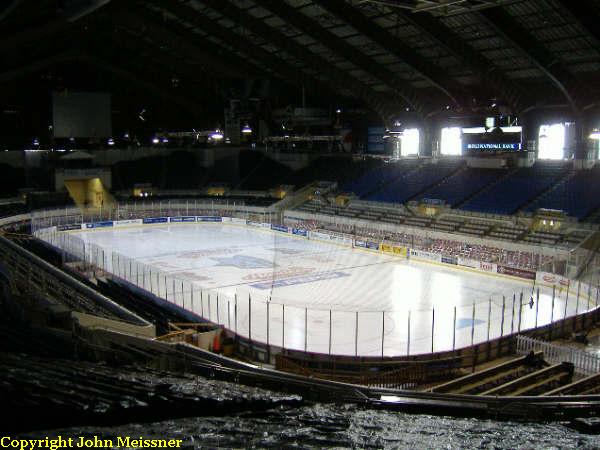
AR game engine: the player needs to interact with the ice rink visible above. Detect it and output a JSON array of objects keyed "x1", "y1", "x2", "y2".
[{"x1": 60, "y1": 223, "x2": 595, "y2": 356}]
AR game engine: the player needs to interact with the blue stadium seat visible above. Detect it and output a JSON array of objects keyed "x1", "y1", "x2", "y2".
[
  {"x1": 525, "y1": 168, "x2": 600, "y2": 219},
  {"x1": 414, "y1": 168, "x2": 505, "y2": 207},
  {"x1": 460, "y1": 162, "x2": 568, "y2": 215},
  {"x1": 342, "y1": 160, "x2": 419, "y2": 198},
  {"x1": 365, "y1": 160, "x2": 462, "y2": 204}
]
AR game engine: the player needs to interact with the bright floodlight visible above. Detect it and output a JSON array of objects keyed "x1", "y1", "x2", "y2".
[
  {"x1": 107, "y1": 138, "x2": 115, "y2": 146},
  {"x1": 242, "y1": 124, "x2": 252, "y2": 134},
  {"x1": 400, "y1": 128, "x2": 419, "y2": 156},
  {"x1": 589, "y1": 131, "x2": 600, "y2": 140},
  {"x1": 441, "y1": 127, "x2": 462, "y2": 156},
  {"x1": 211, "y1": 130, "x2": 224, "y2": 140},
  {"x1": 152, "y1": 137, "x2": 160, "y2": 144},
  {"x1": 538, "y1": 123, "x2": 565, "y2": 160}
]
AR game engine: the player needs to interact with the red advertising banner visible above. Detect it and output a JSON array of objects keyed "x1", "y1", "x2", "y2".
[{"x1": 497, "y1": 265, "x2": 536, "y2": 280}]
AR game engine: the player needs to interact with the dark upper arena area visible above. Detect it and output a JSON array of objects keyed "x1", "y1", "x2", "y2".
[
  {"x1": 2, "y1": 0, "x2": 600, "y2": 225},
  {"x1": 1, "y1": 0, "x2": 600, "y2": 142}
]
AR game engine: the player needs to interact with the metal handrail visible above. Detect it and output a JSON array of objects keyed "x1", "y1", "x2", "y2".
[{"x1": 516, "y1": 335, "x2": 600, "y2": 376}]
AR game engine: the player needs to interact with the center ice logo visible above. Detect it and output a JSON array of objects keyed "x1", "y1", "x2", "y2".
[
  {"x1": 211, "y1": 255, "x2": 275, "y2": 269},
  {"x1": 456, "y1": 318, "x2": 485, "y2": 329},
  {"x1": 271, "y1": 247, "x2": 303, "y2": 255}
]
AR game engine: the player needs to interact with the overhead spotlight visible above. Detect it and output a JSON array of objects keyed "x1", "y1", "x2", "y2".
[
  {"x1": 211, "y1": 129, "x2": 224, "y2": 140},
  {"x1": 405, "y1": 107, "x2": 410, "y2": 112},
  {"x1": 446, "y1": 105, "x2": 451, "y2": 110},
  {"x1": 335, "y1": 108, "x2": 341, "y2": 114},
  {"x1": 107, "y1": 138, "x2": 115, "y2": 146},
  {"x1": 242, "y1": 123, "x2": 252, "y2": 134},
  {"x1": 123, "y1": 132, "x2": 130, "y2": 139},
  {"x1": 32, "y1": 138, "x2": 39, "y2": 146}
]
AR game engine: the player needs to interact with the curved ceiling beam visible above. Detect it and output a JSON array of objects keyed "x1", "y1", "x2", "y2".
[
  {"x1": 200, "y1": 0, "x2": 399, "y2": 121},
  {"x1": 113, "y1": 9, "x2": 260, "y2": 80},
  {"x1": 0, "y1": 0, "x2": 24, "y2": 23},
  {"x1": 388, "y1": 6, "x2": 530, "y2": 113},
  {"x1": 477, "y1": 6, "x2": 584, "y2": 113},
  {"x1": 557, "y1": 0, "x2": 600, "y2": 42},
  {"x1": 78, "y1": 53, "x2": 202, "y2": 119},
  {"x1": 63, "y1": 0, "x2": 111, "y2": 22},
  {"x1": 143, "y1": 0, "x2": 331, "y2": 99},
  {"x1": 252, "y1": 0, "x2": 431, "y2": 117},
  {"x1": 312, "y1": 0, "x2": 463, "y2": 108}
]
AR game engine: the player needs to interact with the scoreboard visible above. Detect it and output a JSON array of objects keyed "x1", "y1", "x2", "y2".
[{"x1": 462, "y1": 128, "x2": 522, "y2": 154}]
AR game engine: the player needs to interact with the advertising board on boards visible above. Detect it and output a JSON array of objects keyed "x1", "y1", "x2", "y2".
[
  {"x1": 58, "y1": 223, "x2": 82, "y2": 231},
  {"x1": 169, "y1": 216, "x2": 196, "y2": 223},
  {"x1": 536, "y1": 271, "x2": 570, "y2": 287},
  {"x1": 197, "y1": 216, "x2": 222, "y2": 222},
  {"x1": 497, "y1": 265, "x2": 535, "y2": 280},
  {"x1": 142, "y1": 217, "x2": 168, "y2": 224},
  {"x1": 113, "y1": 219, "x2": 142, "y2": 227},
  {"x1": 271, "y1": 224, "x2": 289, "y2": 233},
  {"x1": 409, "y1": 249, "x2": 442, "y2": 263},
  {"x1": 85, "y1": 221, "x2": 113, "y2": 229},
  {"x1": 441, "y1": 256, "x2": 457, "y2": 265},
  {"x1": 292, "y1": 228, "x2": 308, "y2": 237}
]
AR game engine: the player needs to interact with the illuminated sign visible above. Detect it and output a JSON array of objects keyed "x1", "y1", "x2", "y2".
[{"x1": 465, "y1": 143, "x2": 522, "y2": 151}]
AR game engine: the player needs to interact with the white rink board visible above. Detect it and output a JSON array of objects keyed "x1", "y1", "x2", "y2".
[{"x1": 66, "y1": 223, "x2": 595, "y2": 356}]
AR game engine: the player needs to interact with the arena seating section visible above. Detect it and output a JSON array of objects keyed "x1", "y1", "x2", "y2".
[
  {"x1": 415, "y1": 168, "x2": 505, "y2": 207},
  {"x1": 525, "y1": 167, "x2": 600, "y2": 220},
  {"x1": 461, "y1": 162, "x2": 569, "y2": 215},
  {"x1": 341, "y1": 160, "x2": 419, "y2": 198},
  {"x1": 365, "y1": 160, "x2": 462, "y2": 204},
  {"x1": 340, "y1": 160, "x2": 600, "y2": 223},
  {"x1": 97, "y1": 279, "x2": 190, "y2": 335},
  {"x1": 286, "y1": 219, "x2": 554, "y2": 271}
]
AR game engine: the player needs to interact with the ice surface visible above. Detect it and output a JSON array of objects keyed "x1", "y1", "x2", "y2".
[{"x1": 66, "y1": 223, "x2": 593, "y2": 356}]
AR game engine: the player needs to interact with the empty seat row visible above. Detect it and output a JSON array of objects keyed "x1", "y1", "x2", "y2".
[
  {"x1": 525, "y1": 168, "x2": 600, "y2": 219},
  {"x1": 461, "y1": 162, "x2": 569, "y2": 215},
  {"x1": 415, "y1": 168, "x2": 505, "y2": 207},
  {"x1": 366, "y1": 161, "x2": 462, "y2": 204}
]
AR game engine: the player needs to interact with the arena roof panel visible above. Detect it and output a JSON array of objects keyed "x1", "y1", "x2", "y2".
[{"x1": 1, "y1": 0, "x2": 599, "y2": 120}]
